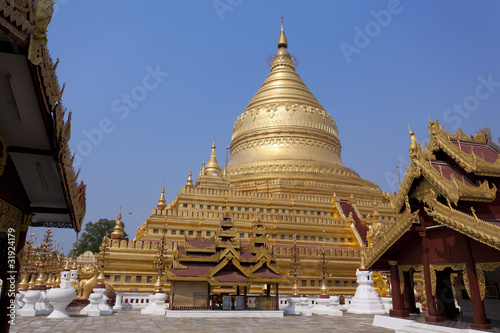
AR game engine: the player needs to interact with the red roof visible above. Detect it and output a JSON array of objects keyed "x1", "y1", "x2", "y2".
[
  {"x1": 431, "y1": 161, "x2": 475, "y2": 187},
  {"x1": 178, "y1": 246, "x2": 215, "y2": 258},
  {"x1": 453, "y1": 141, "x2": 499, "y2": 163},
  {"x1": 253, "y1": 266, "x2": 281, "y2": 279},
  {"x1": 214, "y1": 270, "x2": 248, "y2": 282},
  {"x1": 240, "y1": 248, "x2": 255, "y2": 260},
  {"x1": 186, "y1": 239, "x2": 214, "y2": 249},
  {"x1": 170, "y1": 263, "x2": 212, "y2": 277}
]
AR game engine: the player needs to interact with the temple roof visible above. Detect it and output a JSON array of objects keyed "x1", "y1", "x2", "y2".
[
  {"x1": 0, "y1": 0, "x2": 86, "y2": 231},
  {"x1": 167, "y1": 215, "x2": 285, "y2": 284},
  {"x1": 363, "y1": 120, "x2": 500, "y2": 269}
]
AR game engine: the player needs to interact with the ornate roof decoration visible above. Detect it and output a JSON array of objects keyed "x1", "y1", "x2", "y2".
[
  {"x1": 166, "y1": 214, "x2": 285, "y2": 285},
  {"x1": 0, "y1": 0, "x2": 86, "y2": 232},
  {"x1": 427, "y1": 119, "x2": 500, "y2": 177},
  {"x1": 422, "y1": 189, "x2": 500, "y2": 252},
  {"x1": 0, "y1": 0, "x2": 33, "y2": 41},
  {"x1": 362, "y1": 206, "x2": 419, "y2": 269},
  {"x1": 391, "y1": 122, "x2": 497, "y2": 212},
  {"x1": 364, "y1": 120, "x2": 500, "y2": 269}
]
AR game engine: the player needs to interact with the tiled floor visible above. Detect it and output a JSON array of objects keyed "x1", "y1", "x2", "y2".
[{"x1": 10, "y1": 310, "x2": 395, "y2": 333}]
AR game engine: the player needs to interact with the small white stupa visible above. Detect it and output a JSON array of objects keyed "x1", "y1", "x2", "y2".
[
  {"x1": 348, "y1": 269, "x2": 386, "y2": 314},
  {"x1": 46, "y1": 256, "x2": 77, "y2": 318}
]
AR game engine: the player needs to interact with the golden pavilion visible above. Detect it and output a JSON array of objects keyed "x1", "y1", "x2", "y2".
[{"x1": 102, "y1": 23, "x2": 396, "y2": 296}]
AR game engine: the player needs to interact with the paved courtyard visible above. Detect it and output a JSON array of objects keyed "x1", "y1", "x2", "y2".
[{"x1": 10, "y1": 310, "x2": 395, "y2": 333}]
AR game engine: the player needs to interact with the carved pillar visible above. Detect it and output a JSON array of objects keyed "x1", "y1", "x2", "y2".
[
  {"x1": 389, "y1": 260, "x2": 409, "y2": 318},
  {"x1": 420, "y1": 231, "x2": 442, "y2": 323},
  {"x1": 403, "y1": 270, "x2": 418, "y2": 314},
  {"x1": 462, "y1": 235, "x2": 490, "y2": 330}
]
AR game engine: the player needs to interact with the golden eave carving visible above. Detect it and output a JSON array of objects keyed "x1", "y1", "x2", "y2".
[
  {"x1": 363, "y1": 208, "x2": 420, "y2": 269},
  {"x1": 397, "y1": 264, "x2": 422, "y2": 295},
  {"x1": 428, "y1": 120, "x2": 500, "y2": 177},
  {"x1": 429, "y1": 263, "x2": 470, "y2": 299},
  {"x1": 476, "y1": 262, "x2": 500, "y2": 300},
  {"x1": 0, "y1": 0, "x2": 33, "y2": 41},
  {"x1": 391, "y1": 145, "x2": 496, "y2": 212},
  {"x1": 423, "y1": 192, "x2": 500, "y2": 251}
]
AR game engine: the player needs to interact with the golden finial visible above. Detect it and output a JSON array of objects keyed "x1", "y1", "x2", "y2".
[
  {"x1": 186, "y1": 170, "x2": 193, "y2": 188},
  {"x1": 278, "y1": 16, "x2": 287, "y2": 48},
  {"x1": 64, "y1": 254, "x2": 71, "y2": 271},
  {"x1": 409, "y1": 125, "x2": 418, "y2": 159},
  {"x1": 111, "y1": 208, "x2": 125, "y2": 240},
  {"x1": 71, "y1": 256, "x2": 77, "y2": 270},
  {"x1": 157, "y1": 185, "x2": 167, "y2": 210}
]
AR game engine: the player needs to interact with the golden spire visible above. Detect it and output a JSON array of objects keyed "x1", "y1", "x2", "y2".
[
  {"x1": 157, "y1": 185, "x2": 167, "y2": 210},
  {"x1": 64, "y1": 254, "x2": 71, "y2": 271},
  {"x1": 205, "y1": 139, "x2": 222, "y2": 175},
  {"x1": 271, "y1": 19, "x2": 294, "y2": 71},
  {"x1": 111, "y1": 208, "x2": 125, "y2": 240},
  {"x1": 278, "y1": 16, "x2": 287, "y2": 48},
  {"x1": 186, "y1": 170, "x2": 193, "y2": 188},
  {"x1": 71, "y1": 257, "x2": 77, "y2": 270}
]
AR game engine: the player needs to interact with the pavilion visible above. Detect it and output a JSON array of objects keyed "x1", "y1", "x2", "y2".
[
  {"x1": 365, "y1": 120, "x2": 500, "y2": 330},
  {"x1": 166, "y1": 213, "x2": 286, "y2": 312}
]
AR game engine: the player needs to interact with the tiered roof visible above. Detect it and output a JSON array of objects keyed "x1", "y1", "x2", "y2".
[
  {"x1": 364, "y1": 120, "x2": 500, "y2": 269},
  {"x1": 166, "y1": 213, "x2": 285, "y2": 286}
]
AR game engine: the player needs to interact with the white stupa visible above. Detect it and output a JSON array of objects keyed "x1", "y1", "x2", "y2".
[{"x1": 348, "y1": 269, "x2": 386, "y2": 314}]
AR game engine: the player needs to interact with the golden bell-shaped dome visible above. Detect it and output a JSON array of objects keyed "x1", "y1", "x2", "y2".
[{"x1": 227, "y1": 22, "x2": 356, "y2": 193}]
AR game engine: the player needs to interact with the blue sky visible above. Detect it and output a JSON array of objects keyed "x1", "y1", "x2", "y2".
[{"x1": 32, "y1": 0, "x2": 500, "y2": 251}]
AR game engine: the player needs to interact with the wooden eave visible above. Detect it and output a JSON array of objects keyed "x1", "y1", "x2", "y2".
[
  {"x1": 363, "y1": 207, "x2": 420, "y2": 269},
  {"x1": 428, "y1": 121, "x2": 500, "y2": 177},
  {"x1": 391, "y1": 149, "x2": 496, "y2": 212},
  {"x1": 422, "y1": 193, "x2": 500, "y2": 251}
]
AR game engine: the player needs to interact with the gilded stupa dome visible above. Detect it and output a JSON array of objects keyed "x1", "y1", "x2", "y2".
[{"x1": 227, "y1": 23, "x2": 379, "y2": 194}]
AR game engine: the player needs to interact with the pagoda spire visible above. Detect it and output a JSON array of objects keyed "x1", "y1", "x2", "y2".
[
  {"x1": 271, "y1": 18, "x2": 295, "y2": 72},
  {"x1": 278, "y1": 16, "x2": 287, "y2": 48},
  {"x1": 111, "y1": 208, "x2": 125, "y2": 240},
  {"x1": 186, "y1": 170, "x2": 193, "y2": 188},
  {"x1": 205, "y1": 139, "x2": 222, "y2": 175},
  {"x1": 157, "y1": 185, "x2": 167, "y2": 210}
]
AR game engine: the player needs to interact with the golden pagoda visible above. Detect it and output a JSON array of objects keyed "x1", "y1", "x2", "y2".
[{"x1": 103, "y1": 22, "x2": 396, "y2": 295}]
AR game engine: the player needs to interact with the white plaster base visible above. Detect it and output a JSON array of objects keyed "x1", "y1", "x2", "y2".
[
  {"x1": 80, "y1": 291, "x2": 103, "y2": 316},
  {"x1": 97, "y1": 290, "x2": 113, "y2": 315},
  {"x1": 18, "y1": 290, "x2": 40, "y2": 317},
  {"x1": 46, "y1": 288, "x2": 76, "y2": 318},
  {"x1": 113, "y1": 291, "x2": 124, "y2": 310},
  {"x1": 283, "y1": 296, "x2": 312, "y2": 316},
  {"x1": 34, "y1": 291, "x2": 53, "y2": 315},
  {"x1": 381, "y1": 297, "x2": 393, "y2": 313},
  {"x1": 141, "y1": 293, "x2": 167, "y2": 316},
  {"x1": 310, "y1": 297, "x2": 343, "y2": 316},
  {"x1": 166, "y1": 310, "x2": 283, "y2": 318}
]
